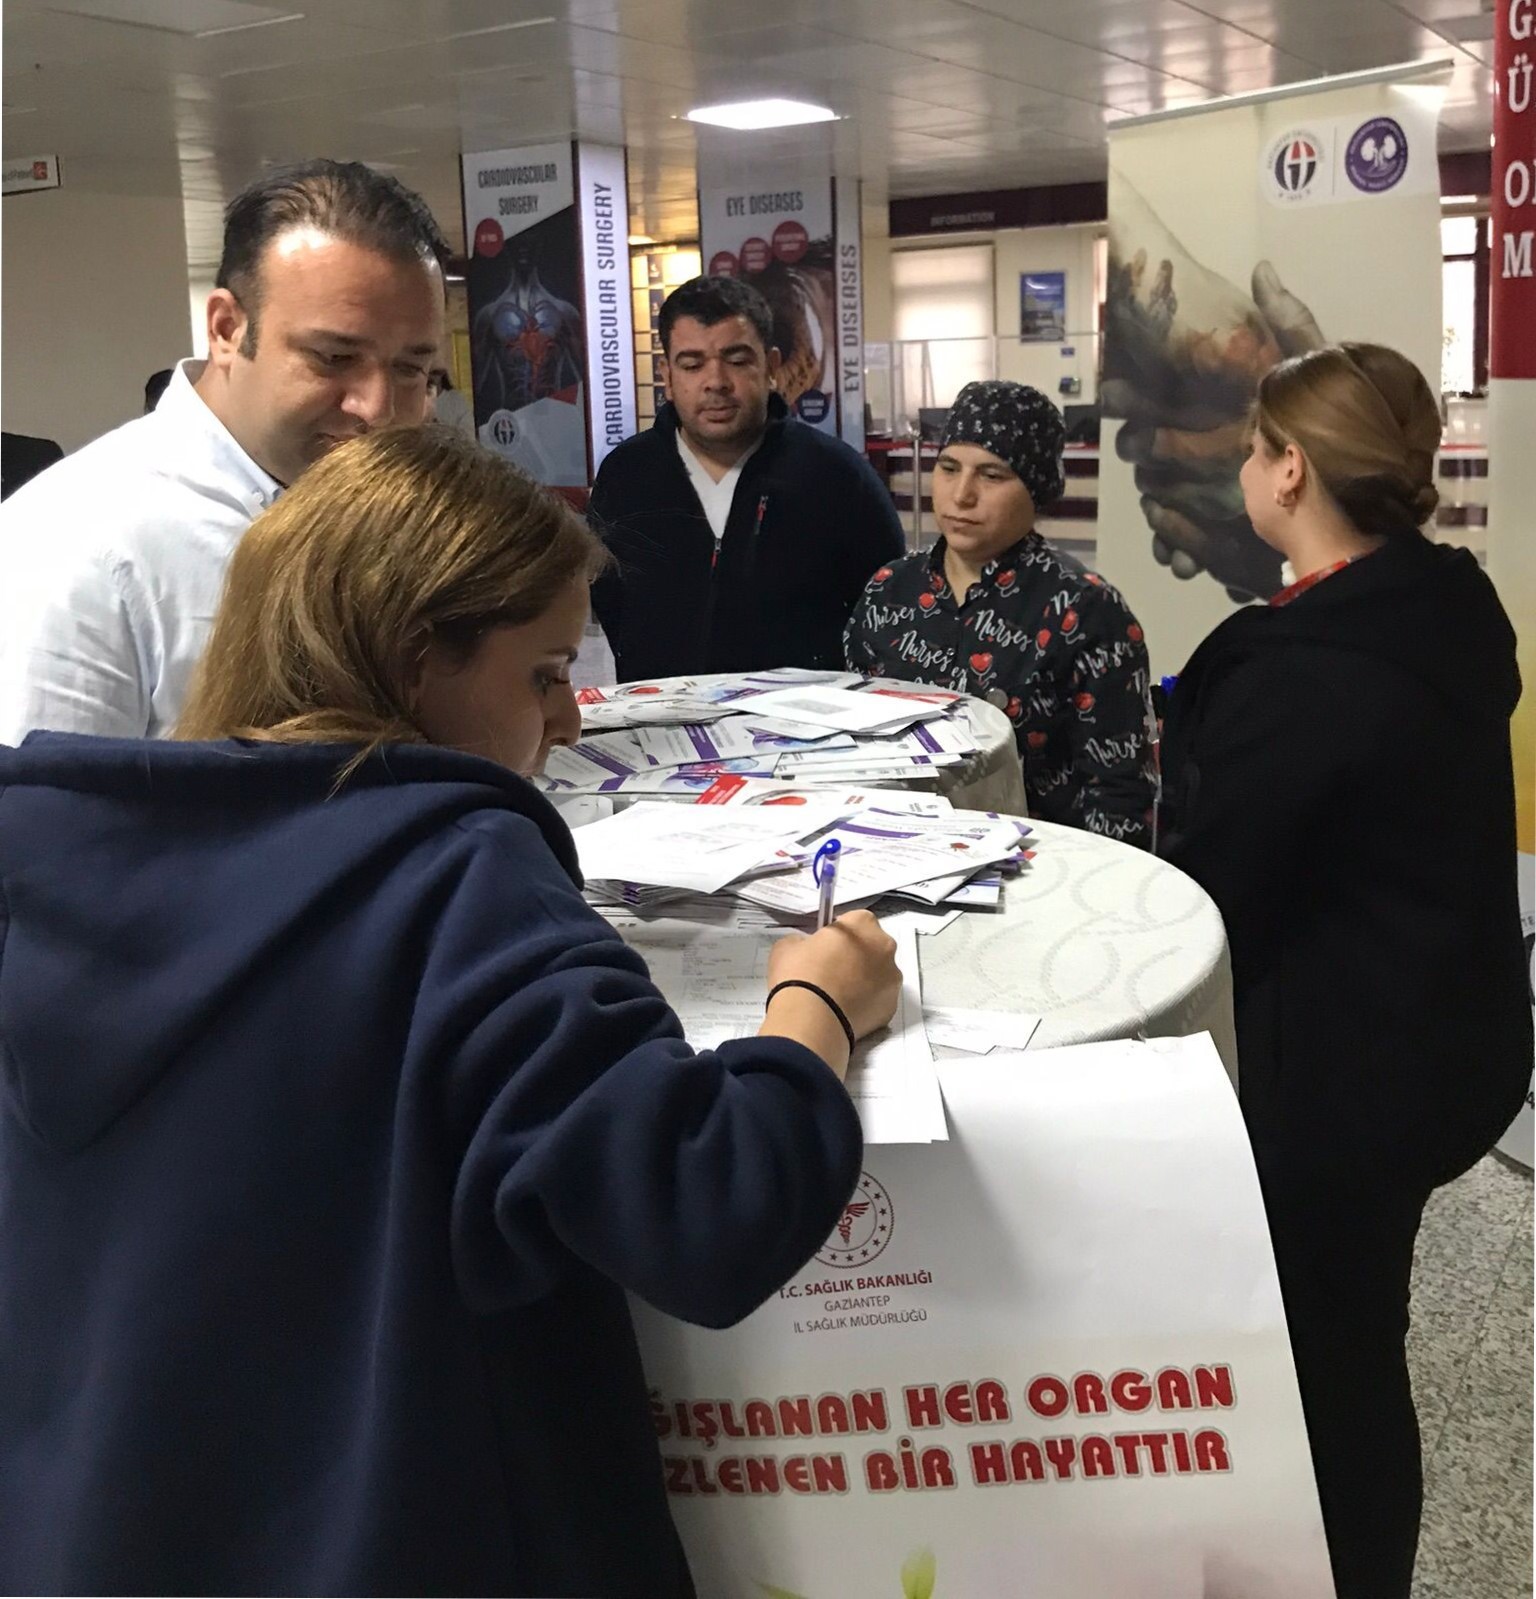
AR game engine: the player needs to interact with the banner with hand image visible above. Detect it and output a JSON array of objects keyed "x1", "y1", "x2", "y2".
[{"x1": 1098, "y1": 62, "x2": 1449, "y2": 673}]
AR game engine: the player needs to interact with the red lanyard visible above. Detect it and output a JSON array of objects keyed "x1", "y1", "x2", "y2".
[{"x1": 1270, "y1": 559, "x2": 1350, "y2": 608}]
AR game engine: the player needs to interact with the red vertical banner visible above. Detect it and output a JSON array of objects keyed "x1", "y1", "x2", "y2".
[
  {"x1": 1492, "y1": 0, "x2": 1536, "y2": 378},
  {"x1": 1491, "y1": 0, "x2": 1536, "y2": 1170}
]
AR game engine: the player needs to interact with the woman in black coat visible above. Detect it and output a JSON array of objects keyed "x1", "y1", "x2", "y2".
[{"x1": 1158, "y1": 343, "x2": 1530, "y2": 1599}]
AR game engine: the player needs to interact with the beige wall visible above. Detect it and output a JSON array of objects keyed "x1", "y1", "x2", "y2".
[
  {"x1": 882, "y1": 220, "x2": 1103, "y2": 407},
  {"x1": 861, "y1": 195, "x2": 893, "y2": 344},
  {"x1": 992, "y1": 221, "x2": 1101, "y2": 405},
  {"x1": 3, "y1": 185, "x2": 192, "y2": 453}
]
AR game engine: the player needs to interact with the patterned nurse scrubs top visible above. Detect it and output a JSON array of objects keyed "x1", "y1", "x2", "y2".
[{"x1": 845, "y1": 533, "x2": 1157, "y2": 847}]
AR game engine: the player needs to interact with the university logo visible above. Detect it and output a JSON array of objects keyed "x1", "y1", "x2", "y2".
[
  {"x1": 1265, "y1": 128, "x2": 1326, "y2": 204},
  {"x1": 1275, "y1": 136, "x2": 1319, "y2": 193},
  {"x1": 814, "y1": 1170, "x2": 894, "y2": 1269},
  {"x1": 1346, "y1": 117, "x2": 1409, "y2": 194}
]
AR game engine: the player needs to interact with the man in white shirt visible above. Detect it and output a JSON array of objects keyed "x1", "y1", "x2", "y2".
[{"x1": 0, "y1": 159, "x2": 448, "y2": 743}]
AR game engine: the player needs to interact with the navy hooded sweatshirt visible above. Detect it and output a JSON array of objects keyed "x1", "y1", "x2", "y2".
[{"x1": 0, "y1": 735, "x2": 863, "y2": 1597}]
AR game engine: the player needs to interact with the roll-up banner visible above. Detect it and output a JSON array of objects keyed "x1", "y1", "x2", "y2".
[
  {"x1": 577, "y1": 143, "x2": 638, "y2": 475},
  {"x1": 633, "y1": 1037, "x2": 1334, "y2": 1598},
  {"x1": 1491, "y1": 0, "x2": 1536, "y2": 1167},
  {"x1": 698, "y1": 158, "x2": 844, "y2": 437},
  {"x1": 462, "y1": 141, "x2": 634, "y2": 494},
  {"x1": 1098, "y1": 61, "x2": 1450, "y2": 675},
  {"x1": 834, "y1": 177, "x2": 866, "y2": 453}
]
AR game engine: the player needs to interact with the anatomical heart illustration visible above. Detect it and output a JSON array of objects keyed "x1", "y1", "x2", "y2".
[{"x1": 472, "y1": 251, "x2": 584, "y2": 415}]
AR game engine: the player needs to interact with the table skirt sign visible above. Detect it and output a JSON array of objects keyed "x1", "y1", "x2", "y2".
[{"x1": 632, "y1": 1037, "x2": 1335, "y2": 1598}]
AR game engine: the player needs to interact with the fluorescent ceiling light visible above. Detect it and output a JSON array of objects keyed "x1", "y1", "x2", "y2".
[
  {"x1": 50, "y1": 0, "x2": 294, "y2": 33},
  {"x1": 196, "y1": 10, "x2": 304, "y2": 37},
  {"x1": 445, "y1": 16, "x2": 555, "y2": 40},
  {"x1": 685, "y1": 98, "x2": 838, "y2": 131},
  {"x1": 628, "y1": 234, "x2": 656, "y2": 245}
]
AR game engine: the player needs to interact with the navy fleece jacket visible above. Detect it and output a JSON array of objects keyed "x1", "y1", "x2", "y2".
[{"x1": 0, "y1": 736, "x2": 862, "y2": 1597}]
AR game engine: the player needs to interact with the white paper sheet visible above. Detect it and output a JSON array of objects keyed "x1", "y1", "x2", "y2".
[
  {"x1": 542, "y1": 731, "x2": 649, "y2": 787},
  {"x1": 633, "y1": 721, "x2": 855, "y2": 769},
  {"x1": 570, "y1": 803, "x2": 811, "y2": 895},
  {"x1": 769, "y1": 754, "x2": 957, "y2": 783},
  {"x1": 546, "y1": 795, "x2": 615, "y2": 830},
  {"x1": 879, "y1": 907, "x2": 963, "y2": 940},
  {"x1": 688, "y1": 777, "x2": 954, "y2": 816},
  {"x1": 743, "y1": 686, "x2": 948, "y2": 735},
  {"x1": 735, "y1": 819, "x2": 1020, "y2": 917},
  {"x1": 922, "y1": 1005, "x2": 1042, "y2": 1054},
  {"x1": 733, "y1": 668, "x2": 865, "y2": 690},
  {"x1": 619, "y1": 921, "x2": 947, "y2": 1143},
  {"x1": 581, "y1": 698, "x2": 737, "y2": 730}
]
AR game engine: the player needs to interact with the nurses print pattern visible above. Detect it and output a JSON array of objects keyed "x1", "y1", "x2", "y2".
[{"x1": 846, "y1": 534, "x2": 1157, "y2": 846}]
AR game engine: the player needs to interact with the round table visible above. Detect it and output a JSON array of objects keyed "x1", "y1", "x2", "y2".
[
  {"x1": 918, "y1": 818, "x2": 1239, "y2": 1079},
  {"x1": 572, "y1": 683, "x2": 1026, "y2": 816},
  {"x1": 920, "y1": 698, "x2": 1027, "y2": 815}
]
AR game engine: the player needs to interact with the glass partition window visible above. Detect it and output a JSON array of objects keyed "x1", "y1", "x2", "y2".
[
  {"x1": 1439, "y1": 211, "x2": 1488, "y2": 397},
  {"x1": 892, "y1": 245, "x2": 997, "y2": 424}
]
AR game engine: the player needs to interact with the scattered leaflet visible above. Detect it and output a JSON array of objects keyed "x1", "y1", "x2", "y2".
[
  {"x1": 690, "y1": 776, "x2": 953, "y2": 817},
  {"x1": 734, "y1": 814, "x2": 1025, "y2": 918},
  {"x1": 739, "y1": 686, "x2": 953, "y2": 736},
  {"x1": 631, "y1": 722, "x2": 855, "y2": 768},
  {"x1": 616, "y1": 919, "x2": 947, "y2": 1143},
  {"x1": 922, "y1": 1006, "x2": 1043, "y2": 1055},
  {"x1": 580, "y1": 698, "x2": 737, "y2": 731},
  {"x1": 570, "y1": 804, "x2": 815, "y2": 896}
]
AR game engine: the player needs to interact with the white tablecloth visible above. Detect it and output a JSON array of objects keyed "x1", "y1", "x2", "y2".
[
  {"x1": 920, "y1": 818, "x2": 1238, "y2": 1079},
  {"x1": 926, "y1": 698, "x2": 1027, "y2": 815}
]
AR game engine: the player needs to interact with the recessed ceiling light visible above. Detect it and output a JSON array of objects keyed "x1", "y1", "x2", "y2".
[{"x1": 684, "y1": 98, "x2": 838, "y2": 131}]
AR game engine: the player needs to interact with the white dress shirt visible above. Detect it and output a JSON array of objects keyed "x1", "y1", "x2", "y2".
[
  {"x1": 675, "y1": 429, "x2": 762, "y2": 544},
  {"x1": 0, "y1": 360, "x2": 280, "y2": 743}
]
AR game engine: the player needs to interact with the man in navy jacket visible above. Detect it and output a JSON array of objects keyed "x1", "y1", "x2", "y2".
[{"x1": 589, "y1": 276, "x2": 905, "y2": 682}]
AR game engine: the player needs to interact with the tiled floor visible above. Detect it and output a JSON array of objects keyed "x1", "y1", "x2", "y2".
[{"x1": 1409, "y1": 1153, "x2": 1534, "y2": 1598}]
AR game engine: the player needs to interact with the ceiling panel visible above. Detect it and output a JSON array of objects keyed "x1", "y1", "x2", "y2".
[{"x1": 2, "y1": 0, "x2": 1492, "y2": 258}]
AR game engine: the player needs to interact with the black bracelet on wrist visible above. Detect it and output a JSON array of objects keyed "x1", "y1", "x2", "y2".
[{"x1": 765, "y1": 980, "x2": 856, "y2": 1056}]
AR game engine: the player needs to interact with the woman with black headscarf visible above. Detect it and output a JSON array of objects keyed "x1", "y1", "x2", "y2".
[{"x1": 846, "y1": 379, "x2": 1158, "y2": 844}]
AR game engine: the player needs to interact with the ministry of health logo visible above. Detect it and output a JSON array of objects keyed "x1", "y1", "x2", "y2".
[{"x1": 815, "y1": 1171, "x2": 894, "y2": 1269}]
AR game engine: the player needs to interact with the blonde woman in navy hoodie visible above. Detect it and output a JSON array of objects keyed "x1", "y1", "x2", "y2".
[{"x1": 0, "y1": 427, "x2": 898, "y2": 1597}]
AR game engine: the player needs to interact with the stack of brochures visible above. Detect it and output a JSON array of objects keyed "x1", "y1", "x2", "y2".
[
  {"x1": 539, "y1": 668, "x2": 985, "y2": 797},
  {"x1": 570, "y1": 795, "x2": 1032, "y2": 921}
]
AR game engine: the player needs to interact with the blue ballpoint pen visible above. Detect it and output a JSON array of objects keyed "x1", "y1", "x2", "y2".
[{"x1": 813, "y1": 838, "x2": 842, "y2": 929}]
